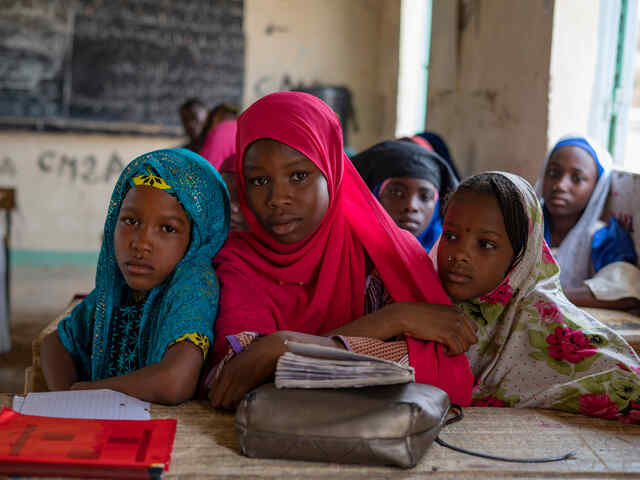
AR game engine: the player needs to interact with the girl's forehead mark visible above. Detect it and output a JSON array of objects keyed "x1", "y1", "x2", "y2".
[{"x1": 465, "y1": 227, "x2": 471, "y2": 232}]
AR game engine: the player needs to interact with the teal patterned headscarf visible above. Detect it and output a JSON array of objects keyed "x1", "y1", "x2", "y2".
[{"x1": 58, "y1": 148, "x2": 229, "y2": 381}]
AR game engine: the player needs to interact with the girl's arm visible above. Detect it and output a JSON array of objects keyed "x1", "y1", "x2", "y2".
[
  {"x1": 209, "y1": 303, "x2": 478, "y2": 410},
  {"x1": 328, "y1": 302, "x2": 478, "y2": 355},
  {"x1": 209, "y1": 331, "x2": 342, "y2": 409},
  {"x1": 71, "y1": 340, "x2": 203, "y2": 405},
  {"x1": 41, "y1": 331, "x2": 79, "y2": 390},
  {"x1": 564, "y1": 286, "x2": 640, "y2": 310}
]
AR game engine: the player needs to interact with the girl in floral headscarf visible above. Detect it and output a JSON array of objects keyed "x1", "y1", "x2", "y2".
[
  {"x1": 434, "y1": 172, "x2": 640, "y2": 422},
  {"x1": 326, "y1": 170, "x2": 640, "y2": 421},
  {"x1": 41, "y1": 148, "x2": 229, "y2": 405}
]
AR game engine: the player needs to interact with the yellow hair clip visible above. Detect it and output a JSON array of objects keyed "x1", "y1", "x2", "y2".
[{"x1": 132, "y1": 170, "x2": 172, "y2": 190}]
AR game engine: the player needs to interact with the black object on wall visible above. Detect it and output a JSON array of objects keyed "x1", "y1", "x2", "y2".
[
  {"x1": 292, "y1": 84, "x2": 358, "y2": 148},
  {"x1": 0, "y1": 0, "x2": 245, "y2": 136}
]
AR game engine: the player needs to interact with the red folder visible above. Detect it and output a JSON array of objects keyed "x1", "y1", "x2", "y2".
[{"x1": 0, "y1": 407, "x2": 177, "y2": 479}]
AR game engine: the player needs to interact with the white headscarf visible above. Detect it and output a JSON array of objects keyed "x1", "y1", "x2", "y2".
[{"x1": 534, "y1": 135, "x2": 613, "y2": 290}]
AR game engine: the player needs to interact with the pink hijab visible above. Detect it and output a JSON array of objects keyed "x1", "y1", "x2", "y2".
[
  {"x1": 199, "y1": 120, "x2": 237, "y2": 169},
  {"x1": 210, "y1": 92, "x2": 472, "y2": 405}
]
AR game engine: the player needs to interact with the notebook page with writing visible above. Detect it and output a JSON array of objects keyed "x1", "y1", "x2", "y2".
[{"x1": 18, "y1": 389, "x2": 150, "y2": 420}]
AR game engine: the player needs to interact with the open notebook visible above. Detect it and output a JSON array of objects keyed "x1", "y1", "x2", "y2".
[
  {"x1": 275, "y1": 341, "x2": 415, "y2": 389},
  {"x1": 13, "y1": 389, "x2": 150, "y2": 420}
]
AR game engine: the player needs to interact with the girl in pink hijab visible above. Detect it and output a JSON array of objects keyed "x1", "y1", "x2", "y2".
[
  {"x1": 199, "y1": 119, "x2": 237, "y2": 170},
  {"x1": 204, "y1": 92, "x2": 477, "y2": 408}
]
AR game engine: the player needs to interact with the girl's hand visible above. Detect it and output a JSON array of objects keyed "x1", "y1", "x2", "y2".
[
  {"x1": 393, "y1": 302, "x2": 479, "y2": 356},
  {"x1": 208, "y1": 332, "x2": 288, "y2": 410}
]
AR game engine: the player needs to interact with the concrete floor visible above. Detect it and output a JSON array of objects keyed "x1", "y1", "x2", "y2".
[{"x1": 0, "y1": 265, "x2": 94, "y2": 393}]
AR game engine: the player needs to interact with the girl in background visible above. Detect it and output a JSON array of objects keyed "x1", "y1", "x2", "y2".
[
  {"x1": 352, "y1": 139, "x2": 458, "y2": 251},
  {"x1": 537, "y1": 135, "x2": 639, "y2": 310},
  {"x1": 179, "y1": 98, "x2": 207, "y2": 152},
  {"x1": 414, "y1": 131, "x2": 461, "y2": 181},
  {"x1": 199, "y1": 103, "x2": 238, "y2": 170},
  {"x1": 41, "y1": 149, "x2": 229, "y2": 405}
]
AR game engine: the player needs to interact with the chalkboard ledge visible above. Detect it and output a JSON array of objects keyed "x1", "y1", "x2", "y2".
[{"x1": 0, "y1": 116, "x2": 183, "y2": 137}]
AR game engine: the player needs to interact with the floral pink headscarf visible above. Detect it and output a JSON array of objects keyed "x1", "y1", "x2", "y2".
[{"x1": 441, "y1": 172, "x2": 640, "y2": 423}]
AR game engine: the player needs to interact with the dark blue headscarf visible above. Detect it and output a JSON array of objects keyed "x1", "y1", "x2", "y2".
[
  {"x1": 58, "y1": 148, "x2": 229, "y2": 380},
  {"x1": 416, "y1": 131, "x2": 461, "y2": 181},
  {"x1": 352, "y1": 140, "x2": 458, "y2": 252},
  {"x1": 548, "y1": 136, "x2": 604, "y2": 179}
]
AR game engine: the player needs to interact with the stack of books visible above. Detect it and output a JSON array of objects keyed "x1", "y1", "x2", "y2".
[{"x1": 275, "y1": 342, "x2": 415, "y2": 389}]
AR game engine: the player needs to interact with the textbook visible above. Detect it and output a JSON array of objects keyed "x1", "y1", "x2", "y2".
[
  {"x1": 275, "y1": 341, "x2": 415, "y2": 389},
  {"x1": 0, "y1": 407, "x2": 176, "y2": 479}
]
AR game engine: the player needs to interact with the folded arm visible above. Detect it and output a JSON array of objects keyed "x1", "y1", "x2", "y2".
[
  {"x1": 564, "y1": 285, "x2": 640, "y2": 310},
  {"x1": 329, "y1": 302, "x2": 478, "y2": 355},
  {"x1": 209, "y1": 302, "x2": 478, "y2": 410},
  {"x1": 70, "y1": 341, "x2": 204, "y2": 405},
  {"x1": 209, "y1": 331, "x2": 342, "y2": 409}
]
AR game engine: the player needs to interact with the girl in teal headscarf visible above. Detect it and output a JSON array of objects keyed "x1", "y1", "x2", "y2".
[{"x1": 41, "y1": 148, "x2": 229, "y2": 405}]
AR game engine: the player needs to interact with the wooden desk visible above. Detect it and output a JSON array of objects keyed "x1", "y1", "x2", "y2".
[
  {"x1": 2, "y1": 394, "x2": 639, "y2": 479},
  {"x1": 585, "y1": 307, "x2": 640, "y2": 355}
]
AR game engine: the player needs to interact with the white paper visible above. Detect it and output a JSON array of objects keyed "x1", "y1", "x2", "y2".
[
  {"x1": 16, "y1": 389, "x2": 150, "y2": 420},
  {"x1": 12, "y1": 395, "x2": 24, "y2": 412}
]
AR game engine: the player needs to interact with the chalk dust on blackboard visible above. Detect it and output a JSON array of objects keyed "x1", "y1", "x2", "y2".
[{"x1": 0, "y1": 0, "x2": 244, "y2": 134}]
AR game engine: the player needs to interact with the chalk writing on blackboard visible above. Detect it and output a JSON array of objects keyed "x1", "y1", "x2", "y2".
[{"x1": 0, "y1": 0, "x2": 245, "y2": 135}]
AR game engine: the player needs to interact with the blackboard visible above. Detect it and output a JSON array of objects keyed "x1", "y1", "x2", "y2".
[{"x1": 0, "y1": 0, "x2": 244, "y2": 136}]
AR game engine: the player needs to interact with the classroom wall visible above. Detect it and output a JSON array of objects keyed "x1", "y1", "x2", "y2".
[
  {"x1": 5, "y1": 0, "x2": 402, "y2": 258},
  {"x1": 243, "y1": 0, "x2": 401, "y2": 152},
  {"x1": 427, "y1": 0, "x2": 555, "y2": 184},
  {"x1": 3, "y1": 0, "x2": 403, "y2": 313},
  {"x1": 0, "y1": 132, "x2": 176, "y2": 257},
  {"x1": 1, "y1": 132, "x2": 176, "y2": 313}
]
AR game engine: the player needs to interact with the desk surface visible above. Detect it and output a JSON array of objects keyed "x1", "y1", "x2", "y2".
[
  {"x1": 585, "y1": 307, "x2": 640, "y2": 354},
  {"x1": 1, "y1": 393, "x2": 639, "y2": 479}
]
